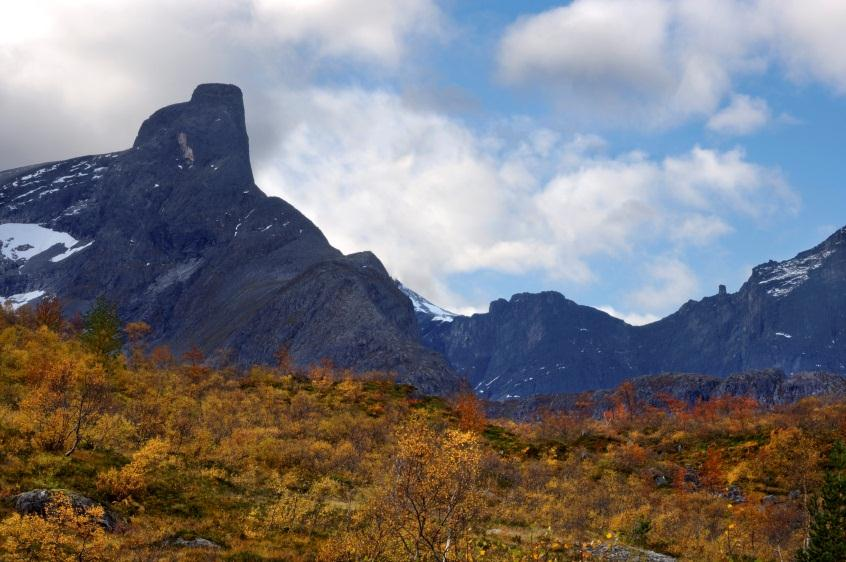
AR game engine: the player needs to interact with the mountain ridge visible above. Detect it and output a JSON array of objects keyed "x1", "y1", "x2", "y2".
[{"x1": 416, "y1": 224, "x2": 846, "y2": 399}]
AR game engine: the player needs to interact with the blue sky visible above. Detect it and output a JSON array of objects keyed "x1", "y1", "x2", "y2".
[{"x1": 2, "y1": 0, "x2": 846, "y2": 322}]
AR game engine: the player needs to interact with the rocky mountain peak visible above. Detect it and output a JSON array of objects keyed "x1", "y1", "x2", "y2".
[
  {"x1": 190, "y1": 83, "x2": 244, "y2": 109},
  {"x1": 132, "y1": 83, "x2": 251, "y2": 180}
]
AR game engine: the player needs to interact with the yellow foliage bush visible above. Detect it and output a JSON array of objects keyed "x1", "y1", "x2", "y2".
[
  {"x1": 0, "y1": 493, "x2": 115, "y2": 561},
  {"x1": 96, "y1": 437, "x2": 171, "y2": 499}
]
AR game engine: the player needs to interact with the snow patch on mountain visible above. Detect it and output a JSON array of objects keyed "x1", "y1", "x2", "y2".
[
  {"x1": 757, "y1": 248, "x2": 836, "y2": 298},
  {"x1": 0, "y1": 223, "x2": 80, "y2": 262},
  {"x1": 1, "y1": 290, "x2": 46, "y2": 310},
  {"x1": 51, "y1": 241, "x2": 94, "y2": 262},
  {"x1": 397, "y1": 283, "x2": 457, "y2": 323}
]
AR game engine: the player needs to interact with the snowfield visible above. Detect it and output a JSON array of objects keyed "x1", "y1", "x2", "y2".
[
  {"x1": 0, "y1": 290, "x2": 46, "y2": 310},
  {"x1": 397, "y1": 283, "x2": 457, "y2": 323},
  {"x1": 0, "y1": 223, "x2": 91, "y2": 262},
  {"x1": 758, "y1": 248, "x2": 837, "y2": 298}
]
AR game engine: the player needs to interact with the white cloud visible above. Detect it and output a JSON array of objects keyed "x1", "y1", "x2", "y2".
[
  {"x1": 598, "y1": 306, "x2": 660, "y2": 326},
  {"x1": 631, "y1": 256, "x2": 699, "y2": 311},
  {"x1": 499, "y1": 0, "x2": 674, "y2": 114},
  {"x1": 245, "y1": 0, "x2": 444, "y2": 66},
  {"x1": 707, "y1": 94, "x2": 771, "y2": 135},
  {"x1": 663, "y1": 146, "x2": 796, "y2": 216},
  {"x1": 762, "y1": 0, "x2": 846, "y2": 93},
  {"x1": 0, "y1": 0, "x2": 445, "y2": 169},
  {"x1": 497, "y1": 0, "x2": 846, "y2": 127},
  {"x1": 670, "y1": 214, "x2": 733, "y2": 246},
  {"x1": 498, "y1": 0, "x2": 765, "y2": 125},
  {"x1": 257, "y1": 86, "x2": 796, "y2": 314}
]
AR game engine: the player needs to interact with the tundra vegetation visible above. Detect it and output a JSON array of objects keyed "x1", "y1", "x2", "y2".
[{"x1": 0, "y1": 299, "x2": 844, "y2": 561}]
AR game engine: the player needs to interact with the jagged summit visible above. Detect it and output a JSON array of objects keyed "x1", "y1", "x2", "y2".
[
  {"x1": 190, "y1": 83, "x2": 244, "y2": 107},
  {"x1": 132, "y1": 83, "x2": 250, "y2": 178}
]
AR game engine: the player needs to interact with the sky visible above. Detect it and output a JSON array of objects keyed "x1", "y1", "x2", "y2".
[{"x1": 2, "y1": 0, "x2": 846, "y2": 323}]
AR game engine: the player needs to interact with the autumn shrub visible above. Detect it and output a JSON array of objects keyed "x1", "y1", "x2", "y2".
[
  {"x1": 0, "y1": 492, "x2": 115, "y2": 561},
  {"x1": 96, "y1": 437, "x2": 172, "y2": 499}
]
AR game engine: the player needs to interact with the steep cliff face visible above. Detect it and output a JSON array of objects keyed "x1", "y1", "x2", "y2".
[
  {"x1": 420, "y1": 228, "x2": 846, "y2": 398},
  {"x1": 0, "y1": 84, "x2": 459, "y2": 394},
  {"x1": 424, "y1": 292, "x2": 638, "y2": 398},
  {"x1": 636, "y1": 227, "x2": 846, "y2": 376}
]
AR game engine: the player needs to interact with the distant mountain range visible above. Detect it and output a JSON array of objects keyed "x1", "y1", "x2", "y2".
[
  {"x1": 2, "y1": 83, "x2": 846, "y2": 402},
  {"x1": 418, "y1": 227, "x2": 846, "y2": 398}
]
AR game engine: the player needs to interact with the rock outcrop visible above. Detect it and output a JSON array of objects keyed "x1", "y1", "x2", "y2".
[{"x1": 12, "y1": 489, "x2": 118, "y2": 531}]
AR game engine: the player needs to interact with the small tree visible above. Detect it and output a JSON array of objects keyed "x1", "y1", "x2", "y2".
[
  {"x1": 796, "y1": 441, "x2": 846, "y2": 561},
  {"x1": 453, "y1": 390, "x2": 487, "y2": 434},
  {"x1": 124, "y1": 321, "x2": 151, "y2": 368},
  {"x1": 385, "y1": 416, "x2": 483, "y2": 561},
  {"x1": 34, "y1": 296, "x2": 64, "y2": 332},
  {"x1": 19, "y1": 356, "x2": 109, "y2": 456},
  {"x1": 81, "y1": 297, "x2": 122, "y2": 359}
]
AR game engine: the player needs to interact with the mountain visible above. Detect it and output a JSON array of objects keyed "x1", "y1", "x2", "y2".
[
  {"x1": 0, "y1": 84, "x2": 459, "y2": 395},
  {"x1": 420, "y1": 227, "x2": 846, "y2": 399}
]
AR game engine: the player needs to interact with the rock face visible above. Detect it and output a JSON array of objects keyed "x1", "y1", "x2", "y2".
[
  {"x1": 0, "y1": 84, "x2": 459, "y2": 395},
  {"x1": 422, "y1": 227, "x2": 846, "y2": 398},
  {"x1": 424, "y1": 292, "x2": 637, "y2": 398}
]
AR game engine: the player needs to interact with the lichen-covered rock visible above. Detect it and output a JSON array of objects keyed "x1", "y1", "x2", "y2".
[
  {"x1": 171, "y1": 537, "x2": 220, "y2": 548},
  {"x1": 589, "y1": 542, "x2": 677, "y2": 561},
  {"x1": 12, "y1": 489, "x2": 117, "y2": 531}
]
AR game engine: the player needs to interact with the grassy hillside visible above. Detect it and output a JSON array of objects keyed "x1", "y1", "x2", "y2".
[{"x1": 0, "y1": 300, "x2": 844, "y2": 561}]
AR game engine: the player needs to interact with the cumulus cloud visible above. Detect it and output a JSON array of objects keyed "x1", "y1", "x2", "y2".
[
  {"x1": 244, "y1": 0, "x2": 444, "y2": 66},
  {"x1": 0, "y1": 0, "x2": 444, "y2": 169},
  {"x1": 663, "y1": 146, "x2": 796, "y2": 215},
  {"x1": 707, "y1": 94, "x2": 771, "y2": 135},
  {"x1": 498, "y1": 0, "x2": 674, "y2": 115},
  {"x1": 256, "y1": 86, "x2": 796, "y2": 314},
  {"x1": 597, "y1": 306, "x2": 660, "y2": 326},
  {"x1": 630, "y1": 256, "x2": 700, "y2": 311},
  {"x1": 763, "y1": 0, "x2": 846, "y2": 93},
  {"x1": 497, "y1": 0, "x2": 846, "y2": 127}
]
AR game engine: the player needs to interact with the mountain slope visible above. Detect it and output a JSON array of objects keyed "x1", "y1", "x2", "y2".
[
  {"x1": 0, "y1": 84, "x2": 459, "y2": 394},
  {"x1": 419, "y1": 227, "x2": 846, "y2": 398}
]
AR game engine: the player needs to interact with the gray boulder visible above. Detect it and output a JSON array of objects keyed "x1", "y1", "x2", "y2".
[
  {"x1": 171, "y1": 537, "x2": 221, "y2": 548},
  {"x1": 589, "y1": 542, "x2": 677, "y2": 561},
  {"x1": 12, "y1": 489, "x2": 117, "y2": 531}
]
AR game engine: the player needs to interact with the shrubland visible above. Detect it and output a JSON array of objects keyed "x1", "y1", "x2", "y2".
[{"x1": 0, "y1": 299, "x2": 844, "y2": 561}]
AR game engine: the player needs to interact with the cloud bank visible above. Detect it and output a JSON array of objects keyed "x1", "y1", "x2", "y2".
[
  {"x1": 498, "y1": 0, "x2": 846, "y2": 126},
  {"x1": 257, "y1": 87, "x2": 797, "y2": 314}
]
